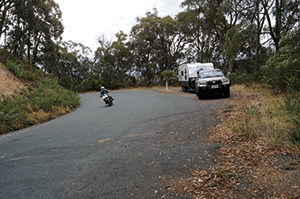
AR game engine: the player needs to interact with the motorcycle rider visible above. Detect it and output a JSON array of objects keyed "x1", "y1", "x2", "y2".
[{"x1": 100, "y1": 86, "x2": 114, "y2": 101}]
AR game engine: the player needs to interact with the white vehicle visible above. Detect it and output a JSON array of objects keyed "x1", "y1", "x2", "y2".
[
  {"x1": 178, "y1": 62, "x2": 214, "y2": 92},
  {"x1": 195, "y1": 69, "x2": 230, "y2": 99}
]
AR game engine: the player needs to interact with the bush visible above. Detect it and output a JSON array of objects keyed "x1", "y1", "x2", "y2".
[
  {"x1": 230, "y1": 72, "x2": 264, "y2": 85},
  {"x1": 0, "y1": 94, "x2": 30, "y2": 133},
  {"x1": 263, "y1": 28, "x2": 300, "y2": 144},
  {"x1": 282, "y1": 93, "x2": 300, "y2": 144},
  {"x1": 265, "y1": 29, "x2": 300, "y2": 93}
]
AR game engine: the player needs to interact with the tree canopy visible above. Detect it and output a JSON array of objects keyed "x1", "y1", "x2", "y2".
[{"x1": 1, "y1": 0, "x2": 300, "y2": 92}]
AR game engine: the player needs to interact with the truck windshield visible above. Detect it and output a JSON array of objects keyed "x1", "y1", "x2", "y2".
[{"x1": 199, "y1": 70, "x2": 224, "y2": 79}]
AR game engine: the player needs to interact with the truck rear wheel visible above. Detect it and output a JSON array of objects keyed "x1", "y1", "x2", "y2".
[{"x1": 182, "y1": 86, "x2": 187, "y2": 92}]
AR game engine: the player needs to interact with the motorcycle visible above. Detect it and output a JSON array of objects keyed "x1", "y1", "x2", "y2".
[{"x1": 102, "y1": 93, "x2": 113, "y2": 106}]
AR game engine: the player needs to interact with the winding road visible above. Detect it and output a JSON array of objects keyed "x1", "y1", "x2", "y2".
[{"x1": 0, "y1": 89, "x2": 224, "y2": 198}]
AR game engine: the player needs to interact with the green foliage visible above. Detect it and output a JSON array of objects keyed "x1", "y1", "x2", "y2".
[
  {"x1": 282, "y1": 93, "x2": 300, "y2": 144},
  {"x1": 257, "y1": 28, "x2": 300, "y2": 145},
  {"x1": 7, "y1": 61, "x2": 32, "y2": 81},
  {"x1": 160, "y1": 70, "x2": 178, "y2": 86},
  {"x1": 0, "y1": 94, "x2": 29, "y2": 133},
  {"x1": 2, "y1": 0, "x2": 300, "y2": 96},
  {"x1": 265, "y1": 29, "x2": 300, "y2": 93},
  {"x1": 229, "y1": 72, "x2": 263, "y2": 85},
  {"x1": 53, "y1": 41, "x2": 93, "y2": 92},
  {"x1": 94, "y1": 32, "x2": 135, "y2": 90},
  {"x1": 1, "y1": 0, "x2": 63, "y2": 65},
  {"x1": 0, "y1": 60, "x2": 80, "y2": 134},
  {"x1": 131, "y1": 9, "x2": 185, "y2": 86}
]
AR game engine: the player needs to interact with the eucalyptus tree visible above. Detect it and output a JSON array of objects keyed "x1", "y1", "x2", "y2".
[
  {"x1": 3, "y1": 0, "x2": 63, "y2": 66},
  {"x1": 261, "y1": 0, "x2": 300, "y2": 52},
  {"x1": 0, "y1": 0, "x2": 14, "y2": 45},
  {"x1": 180, "y1": 0, "x2": 263, "y2": 73},
  {"x1": 111, "y1": 31, "x2": 134, "y2": 88},
  {"x1": 94, "y1": 31, "x2": 134, "y2": 89},
  {"x1": 179, "y1": 0, "x2": 228, "y2": 64},
  {"x1": 56, "y1": 40, "x2": 92, "y2": 91},
  {"x1": 220, "y1": 0, "x2": 259, "y2": 73},
  {"x1": 130, "y1": 9, "x2": 187, "y2": 86},
  {"x1": 130, "y1": 11, "x2": 157, "y2": 86}
]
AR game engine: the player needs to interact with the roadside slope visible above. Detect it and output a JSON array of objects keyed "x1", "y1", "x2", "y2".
[{"x1": 0, "y1": 60, "x2": 80, "y2": 134}]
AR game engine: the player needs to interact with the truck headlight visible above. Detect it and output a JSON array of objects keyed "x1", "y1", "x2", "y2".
[
  {"x1": 222, "y1": 78, "x2": 230, "y2": 84},
  {"x1": 198, "y1": 81, "x2": 206, "y2": 87}
]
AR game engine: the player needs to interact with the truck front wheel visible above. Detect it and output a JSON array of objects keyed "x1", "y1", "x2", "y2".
[
  {"x1": 197, "y1": 90, "x2": 203, "y2": 99},
  {"x1": 224, "y1": 87, "x2": 230, "y2": 98}
]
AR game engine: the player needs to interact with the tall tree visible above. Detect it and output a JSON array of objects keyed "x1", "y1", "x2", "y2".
[
  {"x1": 130, "y1": 9, "x2": 187, "y2": 85},
  {"x1": 94, "y1": 31, "x2": 134, "y2": 89},
  {"x1": 56, "y1": 40, "x2": 92, "y2": 91},
  {"x1": 3, "y1": 0, "x2": 63, "y2": 66},
  {"x1": 179, "y1": 0, "x2": 227, "y2": 63},
  {"x1": 262, "y1": 0, "x2": 300, "y2": 52},
  {"x1": 0, "y1": 0, "x2": 13, "y2": 43},
  {"x1": 180, "y1": 0, "x2": 266, "y2": 73},
  {"x1": 220, "y1": 0, "x2": 257, "y2": 73}
]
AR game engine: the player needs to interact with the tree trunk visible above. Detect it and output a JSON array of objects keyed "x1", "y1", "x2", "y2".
[
  {"x1": 255, "y1": 0, "x2": 260, "y2": 72},
  {"x1": 228, "y1": 56, "x2": 234, "y2": 74}
]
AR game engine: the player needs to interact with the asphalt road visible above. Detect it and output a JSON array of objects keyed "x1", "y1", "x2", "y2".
[{"x1": 0, "y1": 89, "x2": 224, "y2": 198}]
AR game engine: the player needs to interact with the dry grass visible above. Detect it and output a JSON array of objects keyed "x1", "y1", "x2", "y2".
[
  {"x1": 230, "y1": 84, "x2": 295, "y2": 151},
  {"x1": 24, "y1": 106, "x2": 72, "y2": 126}
]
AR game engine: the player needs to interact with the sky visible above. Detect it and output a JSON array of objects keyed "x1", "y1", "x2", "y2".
[{"x1": 56, "y1": 0, "x2": 184, "y2": 53}]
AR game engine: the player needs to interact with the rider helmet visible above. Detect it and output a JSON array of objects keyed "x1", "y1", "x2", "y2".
[{"x1": 101, "y1": 86, "x2": 104, "y2": 90}]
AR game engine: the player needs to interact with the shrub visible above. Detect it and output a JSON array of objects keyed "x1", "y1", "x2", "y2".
[
  {"x1": 265, "y1": 29, "x2": 300, "y2": 93},
  {"x1": 0, "y1": 94, "x2": 30, "y2": 133},
  {"x1": 230, "y1": 72, "x2": 263, "y2": 85},
  {"x1": 282, "y1": 93, "x2": 300, "y2": 144}
]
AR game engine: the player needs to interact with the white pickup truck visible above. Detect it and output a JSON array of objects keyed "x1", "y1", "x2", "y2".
[{"x1": 195, "y1": 69, "x2": 230, "y2": 99}]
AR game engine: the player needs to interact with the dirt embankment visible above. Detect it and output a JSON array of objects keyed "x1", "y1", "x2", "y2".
[{"x1": 0, "y1": 62, "x2": 26, "y2": 96}]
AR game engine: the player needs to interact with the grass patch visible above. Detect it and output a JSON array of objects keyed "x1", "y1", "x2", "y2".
[{"x1": 229, "y1": 84, "x2": 298, "y2": 151}]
